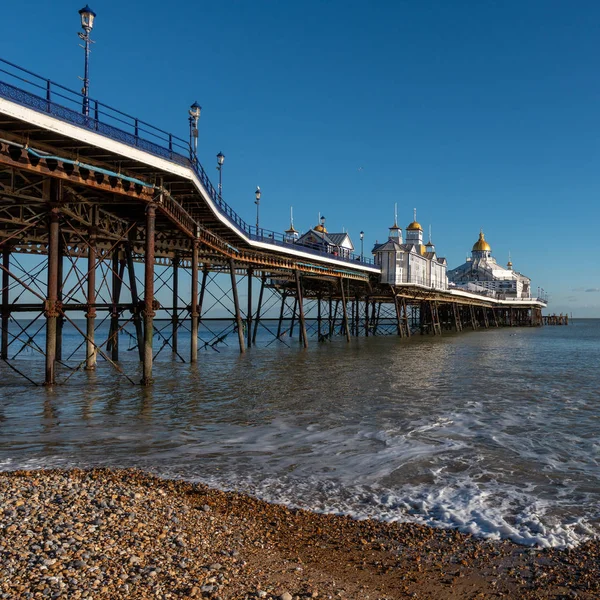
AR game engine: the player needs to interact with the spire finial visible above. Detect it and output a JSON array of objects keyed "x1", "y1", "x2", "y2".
[
  {"x1": 290, "y1": 206, "x2": 294, "y2": 227},
  {"x1": 428, "y1": 225, "x2": 432, "y2": 244},
  {"x1": 394, "y1": 203, "x2": 398, "y2": 227},
  {"x1": 414, "y1": 207, "x2": 417, "y2": 222}
]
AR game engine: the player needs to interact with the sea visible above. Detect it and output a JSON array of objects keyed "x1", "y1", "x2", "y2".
[{"x1": 0, "y1": 318, "x2": 598, "y2": 549}]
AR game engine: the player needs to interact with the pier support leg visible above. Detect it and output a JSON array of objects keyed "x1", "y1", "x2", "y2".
[
  {"x1": 126, "y1": 236, "x2": 144, "y2": 362},
  {"x1": 393, "y1": 289, "x2": 404, "y2": 337},
  {"x1": 190, "y1": 240, "x2": 198, "y2": 363},
  {"x1": 56, "y1": 234, "x2": 64, "y2": 361},
  {"x1": 295, "y1": 269, "x2": 308, "y2": 348},
  {"x1": 290, "y1": 296, "x2": 298, "y2": 338},
  {"x1": 141, "y1": 205, "x2": 156, "y2": 385},
  {"x1": 247, "y1": 268, "x2": 253, "y2": 349},
  {"x1": 229, "y1": 259, "x2": 245, "y2": 354},
  {"x1": 85, "y1": 225, "x2": 97, "y2": 370},
  {"x1": 172, "y1": 254, "x2": 179, "y2": 355},
  {"x1": 470, "y1": 305, "x2": 477, "y2": 330},
  {"x1": 1, "y1": 245, "x2": 10, "y2": 360},
  {"x1": 317, "y1": 293, "x2": 322, "y2": 341},
  {"x1": 252, "y1": 275, "x2": 265, "y2": 345},
  {"x1": 190, "y1": 243, "x2": 199, "y2": 363},
  {"x1": 45, "y1": 203, "x2": 60, "y2": 386},
  {"x1": 332, "y1": 299, "x2": 339, "y2": 336},
  {"x1": 339, "y1": 278, "x2": 351, "y2": 343},
  {"x1": 276, "y1": 291, "x2": 287, "y2": 339},
  {"x1": 328, "y1": 289, "x2": 334, "y2": 338},
  {"x1": 109, "y1": 251, "x2": 122, "y2": 362}
]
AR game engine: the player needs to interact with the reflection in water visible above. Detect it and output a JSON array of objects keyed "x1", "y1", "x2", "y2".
[{"x1": 0, "y1": 320, "x2": 599, "y2": 548}]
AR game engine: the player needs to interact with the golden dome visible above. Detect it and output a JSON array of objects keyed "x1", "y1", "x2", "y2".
[
  {"x1": 314, "y1": 224, "x2": 327, "y2": 233},
  {"x1": 285, "y1": 224, "x2": 298, "y2": 233},
  {"x1": 472, "y1": 231, "x2": 491, "y2": 252},
  {"x1": 406, "y1": 221, "x2": 422, "y2": 231}
]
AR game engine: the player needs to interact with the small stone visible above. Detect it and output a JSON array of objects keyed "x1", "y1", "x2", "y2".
[{"x1": 280, "y1": 593, "x2": 293, "y2": 600}]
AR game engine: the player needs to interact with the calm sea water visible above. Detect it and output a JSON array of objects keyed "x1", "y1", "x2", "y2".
[{"x1": 0, "y1": 319, "x2": 598, "y2": 548}]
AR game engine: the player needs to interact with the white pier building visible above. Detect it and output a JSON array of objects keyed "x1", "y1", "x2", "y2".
[
  {"x1": 448, "y1": 232, "x2": 531, "y2": 299},
  {"x1": 372, "y1": 212, "x2": 448, "y2": 289}
]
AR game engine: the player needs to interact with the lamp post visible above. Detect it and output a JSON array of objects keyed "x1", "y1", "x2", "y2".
[
  {"x1": 188, "y1": 102, "x2": 201, "y2": 159},
  {"x1": 255, "y1": 186, "x2": 261, "y2": 234},
  {"x1": 216, "y1": 152, "x2": 225, "y2": 198},
  {"x1": 320, "y1": 215, "x2": 326, "y2": 251},
  {"x1": 78, "y1": 5, "x2": 96, "y2": 116},
  {"x1": 360, "y1": 230, "x2": 364, "y2": 261}
]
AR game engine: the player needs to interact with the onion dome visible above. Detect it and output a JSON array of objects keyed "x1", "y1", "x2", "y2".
[
  {"x1": 406, "y1": 221, "x2": 422, "y2": 231},
  {"x1": 507, "y1": 260, "x2": 513, "y2": 269},
  {"x1": 472, "y1": 231, "x2": 491, "y2": 252},
  {"x1": 314, "y1": 224, "x2": 327, "y2": 233}
]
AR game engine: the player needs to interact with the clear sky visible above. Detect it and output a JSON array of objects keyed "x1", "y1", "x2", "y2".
[{"x1": 2, "y1": 1, "x2": 599, "y2": 315}]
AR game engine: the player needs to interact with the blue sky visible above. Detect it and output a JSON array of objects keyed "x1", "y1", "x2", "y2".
[{"x1": 2, "y1": 1, "x2": 599, "y2": 315}]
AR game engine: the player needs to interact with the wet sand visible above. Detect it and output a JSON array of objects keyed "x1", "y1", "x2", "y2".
[{"x1": 0, "y1": 468, "x2": 598, "y2": 599}]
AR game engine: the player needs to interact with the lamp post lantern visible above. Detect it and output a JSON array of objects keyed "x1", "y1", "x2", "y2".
[
  {"x1": 216, "y1": 152, "x2": 225, "y2": 198},
  {"x1": 360, "y1": 230, "x2": 364, "y2": 261},
  {"x1": 320, "y1": 215, "x2": 326, "y2": 251},
  {"x1": 255, "y1": 186, "x2": 261, "y2": 233},
  {"x1": 78, "y1": 5, "x2": 96, "y2": 116},
  {"x1": 188, "y1": 102, "x2": 201, "y2": 159}
]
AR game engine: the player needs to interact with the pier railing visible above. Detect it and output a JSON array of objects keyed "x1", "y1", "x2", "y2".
[{"x1": 0, "y1": 57, "x2": 375, "y2": 267}]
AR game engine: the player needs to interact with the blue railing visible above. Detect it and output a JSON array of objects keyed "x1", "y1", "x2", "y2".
[{"x1": 0, "y1": 57, "x2": 376, "y2": 267}]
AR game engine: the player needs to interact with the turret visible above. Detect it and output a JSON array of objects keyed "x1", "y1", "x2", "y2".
[
  {"x1": 405, "y1": 208, "x2": 423, "y2": 246},
  {"x1": 284, "y1": 207, "x2": 299, "y2": 243},
  {"x1": 472, "y1": 230, "x2": 492, "y2": 259},
  {"x1": 388, "y1": 204, "x2": 402, "y2": 242}
]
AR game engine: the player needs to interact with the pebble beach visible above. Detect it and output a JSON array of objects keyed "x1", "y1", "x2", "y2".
[{"x1": 1, "y1": 469, "x2": 598, "y2": 599}]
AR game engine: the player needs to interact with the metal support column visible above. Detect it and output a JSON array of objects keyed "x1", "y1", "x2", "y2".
[
  {"x1": 229, "y1": 259, "x2": 245, "y2": 354},
  {"x1": 276, "y1": 291, "x2": 287, "y2": 339},
  {"x1": 126, "y1": 236, "x2": 144, "y2": 362},
  {"x1": 252, "y1": 275, "x2": 266, "y2": 344},
  {"x1": 141, "y1": 204, "x2": 156, "y2": 385},
  {"x1": 402, "y1": 298, "x2": 411, "y2": 337},
  {"x1": 339, "y1": 277, "x2": 351, "y2": 343},
  {"x1": 392, "y1": 288, "x2": 404, "y2": 337},
  {"x1": 190, "y1": 242, "x2": 199, "y2": 363},
  {"x1": 172, "y1": 254, "x2": 179, "y2": 354},
  {"x1": 85, "y1": 224, "x2": 97, "y2": 370},
  {"x1": 295, "y1": 269, "x2": 308, "y2": 348},
  {"x1": 317, "y1": 293, "x2": 322, "y2": 341},
  {"x1": 110, "y1": 250, "x2": 121, "y2": 362},
  {"x1": 328, "y1": 288, "x2": 334, "y2": 338},
  {"x1": 56, "y1": 233, "x2": 64, "y2": 361},
  {"x1": 247, "y1": 268, "x2": 253, "y2": 349},
  {"x1": 45, "y1": 204, "x2": 60, "y2": 385},
  {"x1": 1, "y1": 245, "x2": 10, "y2": 360},
  {"x1": 290, "y1": 296, "x2": 298, "y2": 338}
]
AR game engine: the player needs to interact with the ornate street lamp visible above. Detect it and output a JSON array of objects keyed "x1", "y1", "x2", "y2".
[
  {"x1": 78, "y1": 5, "x2": 96, "y2": 116},
  {"x1": 255, "y1": 186, "x2": 261, "y2": 232},
  {"x1": 320, "y1": 215, "x2": 326, "y2": 250},
  {"x1": 188, "y1": 102, "x2": 201, "y2": 159},
  {"x1": 360, "y1": 230, "x2": 364, "y2": 261},
  {"x1": 216, "y1": 152, "x2": 225, "y2": 198}
]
